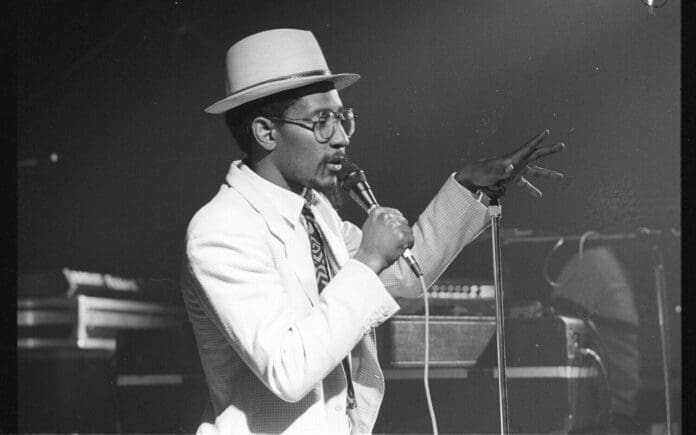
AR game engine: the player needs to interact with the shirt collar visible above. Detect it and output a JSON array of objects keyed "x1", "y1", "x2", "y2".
[{"x1": 238, "y1": 162, "x2": 308, "y2": 226}]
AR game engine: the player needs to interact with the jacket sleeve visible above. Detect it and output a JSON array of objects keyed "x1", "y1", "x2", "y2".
[
  {"x1": 341, "y1": 173, "x2": 490, "y2": 300},
  {"x1": 186, "y1": 211, "x2": 399, "y2": 403}
]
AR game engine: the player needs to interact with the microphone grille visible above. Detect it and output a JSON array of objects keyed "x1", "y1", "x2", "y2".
[{"x1": 336, "y1": 160, "x2": 366, "y2": 192}]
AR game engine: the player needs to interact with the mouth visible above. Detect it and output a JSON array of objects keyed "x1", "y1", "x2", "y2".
[{"x1": 325, "y1": 155, "x2": 345, "y2": 173}]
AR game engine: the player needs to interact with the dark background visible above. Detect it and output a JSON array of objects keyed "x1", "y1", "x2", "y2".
[
  {"x1": 15, "y1": 0, "x2": 681, "y2": 431},
  {"x1": 17, "y1": 0, "x2": 680, "y2": 282}
]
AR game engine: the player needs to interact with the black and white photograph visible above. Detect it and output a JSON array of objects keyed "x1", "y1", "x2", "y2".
[{"x1": 14, "y1": 1, "x2": 682, "y2": 434}]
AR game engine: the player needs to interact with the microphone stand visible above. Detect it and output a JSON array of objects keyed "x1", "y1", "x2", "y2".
[
  {"x1": 646, "y1": 232, "x2": 674, "y2": 435},
  {"x1": 489, "y1": 196, "x2": 510, "y2": 435}
]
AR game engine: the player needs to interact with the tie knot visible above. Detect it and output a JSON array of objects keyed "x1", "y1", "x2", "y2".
[{"x1": 302, "y1": 203, "x2": 317, "y2": 226}]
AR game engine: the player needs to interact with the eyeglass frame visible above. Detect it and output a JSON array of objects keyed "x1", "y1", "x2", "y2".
[{"x1": 268, "y1": 108, "x2": 356, "y2": 144}]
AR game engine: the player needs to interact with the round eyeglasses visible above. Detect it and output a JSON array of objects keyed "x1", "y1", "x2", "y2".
[{"x1": 269, "y1": 108, "x2": 355, "y2": 143}]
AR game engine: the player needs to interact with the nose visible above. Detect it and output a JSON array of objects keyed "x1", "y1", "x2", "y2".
[{"x1": 329, "y1": 122, "x2": 350, "y2": 149}]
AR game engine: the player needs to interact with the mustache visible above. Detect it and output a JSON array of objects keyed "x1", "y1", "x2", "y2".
[{"x1": 324, "y1": 153, "x2": 347, "y2": 165}]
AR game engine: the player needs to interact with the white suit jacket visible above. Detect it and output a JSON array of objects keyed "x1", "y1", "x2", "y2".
[{"x1": 181, "y1": 161, "x2": 488, "y2": 434}]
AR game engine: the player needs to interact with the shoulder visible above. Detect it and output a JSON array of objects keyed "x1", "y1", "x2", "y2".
[{"x1": 186, "y1": 185, "x2": 264, "y2": 243}]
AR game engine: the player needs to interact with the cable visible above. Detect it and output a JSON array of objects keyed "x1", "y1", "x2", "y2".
[
  {"x1": 579, "y1": 348, "x2": 608, "y2": 389},
  {"x1": 542, "y1": 237, "x2": 566, "y2": 288},
  {"x1": 578, "y1": 231, "x2": 599, "y2": 261},
  {"x1": 421, "y1": 274, "x2": 439, "y2": 435},
  {"x1": 580, "y1": 317, "x2": 613, "y2": 429},
  {"x1": 578, "y1": 347, "x2": 612, "y2": 429},
  {"x1": 543, "y1": 230, "x2": 599, "y2": 288}
]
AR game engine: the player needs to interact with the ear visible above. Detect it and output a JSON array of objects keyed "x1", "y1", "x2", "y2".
[{"x1": 251, "y1": 116, "x2": 277, "y2": 151}]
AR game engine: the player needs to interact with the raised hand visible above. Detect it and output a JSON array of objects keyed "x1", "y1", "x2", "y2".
[{"x1": 454, "y1": 129, "x2": 565, "y2": 198}]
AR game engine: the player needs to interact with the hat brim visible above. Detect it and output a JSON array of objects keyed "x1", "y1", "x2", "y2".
[{"x1": 204, "y1": 73, "x2": 360, "y2": 114}]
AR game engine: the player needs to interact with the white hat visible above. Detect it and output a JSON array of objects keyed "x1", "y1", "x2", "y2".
[{"x1": 204, "y1": 28, "x2": 360, "y2": 114}]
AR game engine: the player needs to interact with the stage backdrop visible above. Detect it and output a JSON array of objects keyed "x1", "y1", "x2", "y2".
[{"x1": 17, "y1": 0, "x2": 680, "y2": 289}]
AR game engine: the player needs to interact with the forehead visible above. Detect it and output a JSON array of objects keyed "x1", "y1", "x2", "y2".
[{"x1": 287, "y1": 88, "x2": 343, "y2": 115}]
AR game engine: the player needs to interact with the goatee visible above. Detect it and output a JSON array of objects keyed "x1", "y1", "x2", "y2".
[{"x1": 310, "y1": 180, "x2": 345, "y2": 210}]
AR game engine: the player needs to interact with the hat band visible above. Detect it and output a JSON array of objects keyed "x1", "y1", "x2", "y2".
[{"x1": 228, "y1": 69, "x2": 331, "y2": 97}]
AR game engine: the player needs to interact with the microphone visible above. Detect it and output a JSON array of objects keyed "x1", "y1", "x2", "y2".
[{"x1": 337, "y1": 160, "x2": 423, "y2": 277}]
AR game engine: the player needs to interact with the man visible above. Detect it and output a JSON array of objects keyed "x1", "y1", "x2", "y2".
[
  {"x1": 181, "y1": 28, "x2": 564, "y2": 434},
  {"x1": 551, "y1": 245, "x2": 641, "y2": 433}
]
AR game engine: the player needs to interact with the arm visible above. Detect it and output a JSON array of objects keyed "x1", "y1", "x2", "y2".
[
  {"x1": 341, "y1": 174, "x2": 490, "y2": 299},
  {"x1": 186, "y1": 217, "x2": 399, "y2": 403},
  {"x1": 342, "y1": 128, "x2": 566, "y2": 298}
]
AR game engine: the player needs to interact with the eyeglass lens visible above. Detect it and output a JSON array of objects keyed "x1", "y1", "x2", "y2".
[{"x1": 317, "y1": 110, "x2": 354, "y2": 140}]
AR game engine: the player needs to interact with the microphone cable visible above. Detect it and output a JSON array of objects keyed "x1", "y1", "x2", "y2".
[{"x1": 420, "y1": 273, "x2": 439, "y2": 435}]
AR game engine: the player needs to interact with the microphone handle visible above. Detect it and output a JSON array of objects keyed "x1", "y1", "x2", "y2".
[{"x1": 365, "y1": 204, "x2": 423, "y2": 278}]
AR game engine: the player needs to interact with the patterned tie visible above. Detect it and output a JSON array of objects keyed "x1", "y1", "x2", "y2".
[{"x1": 301, "y1": 203, "x2": 357, "y2": 410}]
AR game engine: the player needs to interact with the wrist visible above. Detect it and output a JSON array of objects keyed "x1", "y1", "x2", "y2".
[
  {"x1": 454, "y1": 175, "x2": 480, "y2": 195},
  {"x1": 353, "y1": 250, "x2": 385, "y2": 275},
  {"x1": 453, "y1": 173, "x2": 491, "y2": 205},
  {"x1": 454, "y1": 168, "x2": 478, "y2": 191}
]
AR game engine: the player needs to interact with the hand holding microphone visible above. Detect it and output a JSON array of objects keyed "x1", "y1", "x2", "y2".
[
  {"x1": 337, "y1": 160, "x2": 423, "y2": 277},
  {"x1": 353, "y1": 207, "x2": 415, "y2": 274}
]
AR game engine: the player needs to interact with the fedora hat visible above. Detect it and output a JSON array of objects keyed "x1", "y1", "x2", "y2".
[{"x1": 204, "y1": 28, "x2": 360, "y2": 114}]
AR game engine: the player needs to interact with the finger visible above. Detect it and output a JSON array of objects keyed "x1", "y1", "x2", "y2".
[
  {"x1": 525, "y1": 164, "x2": 564, "y2": 179},
  {"x1": 402, "y1": 231, "x2": 415, "y2": 249},
  {"x1": 405, "y1": 238, "x2": 415, "y2": 250},
  {"x1": 380, "y1": 207, "x2": 403, "y2": 216},
  {"x1": 391, "y1": 215, "x2": 409, "y2": 226},
  {"x1": 528, "y1": 142, "x2": 565, "y2": 163},
  {"x1": 507, "y1": 129, "x2": 550, "y2": 163},
  {"x1": 517, "y1": 176, "x2": 543, "y2": 198},
  {"x1": 395, "y1": 225, "x2": 413, "y2": 243},
  {"x1": 374, "y1": 207, "x2": 402, "y2": 220}
]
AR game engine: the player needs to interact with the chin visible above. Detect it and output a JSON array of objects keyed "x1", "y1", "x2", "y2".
[
  {"x1": 312, "y1": 173, "x2": 338, "y2": 189},
  {"x1": 309, "y1": 176, "x2": 344, "y2": 209}
]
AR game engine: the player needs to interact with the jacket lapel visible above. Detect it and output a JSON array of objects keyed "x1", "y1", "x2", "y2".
[
  {"x1": 311, "y1": 197, "x2": 350, "y2": 268},
  {"x1": 224, "y1": 162, "x2": 319, "y2": 306}
]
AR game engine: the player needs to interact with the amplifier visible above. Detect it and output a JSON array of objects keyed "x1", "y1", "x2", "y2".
[
  {"x1": 376, "y1": 315, "x2": 496, "y2": 368},
  {"x1": 376, "y1": 314, "x2": 589, "y2": 368},
  {"x1": 398, "y1": 278, "x2": 496, "y2": 316},
  {"x1": 428, "y1": 278, "x2": 495, "y2": 300},
  {"x1": 374, "y1": 315, "x2": 605, "y2": 434},
  {"x1": 478, "y1": 315, "x2": 589, "y2": 367}
]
